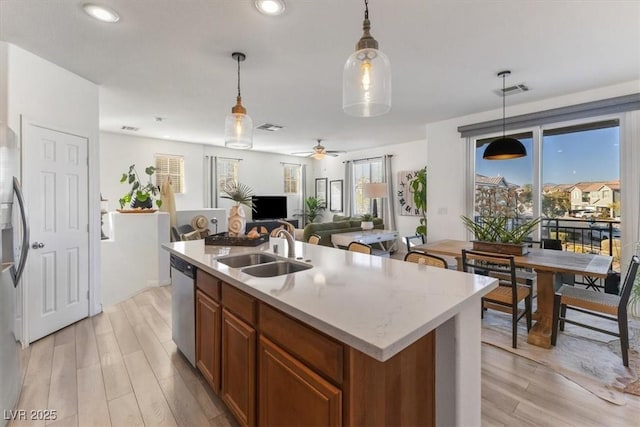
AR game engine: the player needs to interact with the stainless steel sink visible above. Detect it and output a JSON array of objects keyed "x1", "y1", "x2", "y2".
[
  {"x1": 216, "y1": 253, "x2": 278, "y2": 268},
  {"x1": 241, "y1": 260, "x2": 312, "y2": 277}
]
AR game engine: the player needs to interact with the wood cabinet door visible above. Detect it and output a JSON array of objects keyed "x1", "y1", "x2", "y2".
[
  {"x1": 196, "y1": 290, "x2": 221, "y2": 393},
  {"x1": 222, "y1": 308, "x2": 256, "y2": 427},
  {"x1": 259, "y1": 336, "x2": 342, "y2": 427}
]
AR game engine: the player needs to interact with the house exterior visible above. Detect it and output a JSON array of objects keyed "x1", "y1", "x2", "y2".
[{"x1": 569, "y1": 180, "x2": 620, "y2": 216}]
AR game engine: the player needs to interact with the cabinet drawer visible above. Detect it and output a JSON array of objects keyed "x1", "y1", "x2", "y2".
[
  {"x1": 197, "y1": 270, "x2": 220, "y2": 302},
  {"x1": 222, "y1": 283, "x2": 256, "y2": 326},
  {"x1": 259, "y1": 304, "x2": 343, "y2": 385}
]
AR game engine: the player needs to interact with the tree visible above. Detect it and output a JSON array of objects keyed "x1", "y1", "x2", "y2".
[{"x1": 541, "y1": 192, "x2": 570, "y2": 218}]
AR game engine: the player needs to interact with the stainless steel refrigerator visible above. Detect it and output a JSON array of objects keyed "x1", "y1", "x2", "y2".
[{"x1": 0, "y1": 126, "x2": 29, "y2": 424}]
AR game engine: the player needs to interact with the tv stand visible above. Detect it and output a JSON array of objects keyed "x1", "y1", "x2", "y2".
[{"x1": 245, "y1": 219, "x2": 299, "y2": 234}]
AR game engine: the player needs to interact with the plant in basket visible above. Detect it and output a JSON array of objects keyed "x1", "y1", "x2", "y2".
[{"x1": 118, "y1": 164, "x2": 162, "y2": 210}]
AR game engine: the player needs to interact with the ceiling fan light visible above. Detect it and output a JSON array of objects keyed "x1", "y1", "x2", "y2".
[
  {"x1": 342, "y1": 1, "x2": 391, "y2": 117},
  {"x1": 483, "y1": 137, "x2": 527, "y2": 160},
  {"x1": 311, "y1": 152, "x2": 326, "y2": 160}
]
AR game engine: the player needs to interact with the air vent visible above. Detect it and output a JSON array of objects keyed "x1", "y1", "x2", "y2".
[
  {"x1": 494, "y1": 84, "x2": 529, "y2": 97},
  {"x1": 256, "y1": 123, "x2": 284, "y2": 132},
  {"x1": 121, "y1": 125, "x2": 139, "y2": 131}
]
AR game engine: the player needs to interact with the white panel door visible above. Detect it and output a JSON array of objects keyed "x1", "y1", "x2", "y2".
[{"x1": 24, "y1": 123, "x2": 89, "y2": 343}]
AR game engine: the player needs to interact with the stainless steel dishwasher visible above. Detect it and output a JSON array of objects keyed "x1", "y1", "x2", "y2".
[{"x1": 170, "y1": 255, "x2": 196, "y2": 367}]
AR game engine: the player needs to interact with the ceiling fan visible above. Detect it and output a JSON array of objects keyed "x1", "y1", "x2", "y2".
[{"x1": 292, "y1": 140, "x2": 345, "y2": 160}]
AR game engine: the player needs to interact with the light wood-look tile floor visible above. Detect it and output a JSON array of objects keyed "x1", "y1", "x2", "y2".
[
  {"x1": 10, "y1": 286, "x2": 236, "y2": 427},
  {"x1": 10, "y1": 285, "x2": 640, "y2": 426}
]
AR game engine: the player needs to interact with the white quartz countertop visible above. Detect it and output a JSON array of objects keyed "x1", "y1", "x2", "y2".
[{"x1": 164, "y1": 240, "x2": 498, "y2": 361}]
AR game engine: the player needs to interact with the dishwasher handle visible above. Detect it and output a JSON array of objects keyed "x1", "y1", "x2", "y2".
[{"x1": 170, "y1": 255, "x2": 197, "y2": 279}]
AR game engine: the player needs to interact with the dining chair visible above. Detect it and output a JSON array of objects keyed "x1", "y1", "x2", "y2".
[
  {"x1": 172, "y1": 224, "x2": 199, "y2": 241},
  {"x1": 404, "y1": 234, "x2": 425, "y2": 253},
  {"x1": 404, "y1": 251, "x2": 447, "y2": 268},
  {"x1": 307, "y1": 234, "x2": 321, "y2": 245},
  {"x1": 462, "y1": 249, "x2": 532, "y2": 348},
  {"x1": 348, "y1": 241, "x2": 372, "y2": 255},
  {"x1": 551, "y1": 255, "x2": 639, "y2": 366}
]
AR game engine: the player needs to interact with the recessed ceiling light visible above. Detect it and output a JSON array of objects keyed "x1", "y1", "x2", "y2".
[
  {"x1": 255, "y1": 0, "x2": 285, "y2": 16},
  {"x1": 83, "y1": 3, "x2": 120, "y2": 23}
]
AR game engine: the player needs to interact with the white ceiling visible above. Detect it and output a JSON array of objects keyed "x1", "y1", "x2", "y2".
[{"x1": 1, "y1": 0, "x2": 639, "y2": 156}]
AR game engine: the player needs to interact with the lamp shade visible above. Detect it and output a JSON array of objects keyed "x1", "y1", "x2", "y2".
[
  {"x1": 224, "y1": 111, "x2": 253, "y2": 149},
  {"x1": 363, "y1": 182, "x2": 388, "y2": 198},
  {"x1": 343, "y1": 48, "x2": 391, "y2": 117},
  {"x1": 482, "y1": 137, "x2": 526, "y2": 160}
]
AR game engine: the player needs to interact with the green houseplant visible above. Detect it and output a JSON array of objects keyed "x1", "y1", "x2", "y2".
[
  {"x1": 460, "y1": 215, "x2": 542, "y2": 255},
  {"x1": 221, "y1": 181, "x2": 256, "y2": 236},
  {"x1": 119, "y1": 164, "x2": 162, "y2": 209},
  {"x1": 302, "y1": 196, "x2": 326, "y2": 224},
  {"x1": 360, "y1": 213, "x2": 374, "y2": 230},
  {"x1": 412, "y1": 167, "x2": 427, "y2": 237}
]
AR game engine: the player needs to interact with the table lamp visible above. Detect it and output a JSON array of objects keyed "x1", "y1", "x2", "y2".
[{"x1": 363, "y1": 182, "x2": 388, "y2": 218}]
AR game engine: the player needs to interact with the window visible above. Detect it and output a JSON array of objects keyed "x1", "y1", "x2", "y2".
[
  {"x1": 352, "y1": 158, "x2": 383, "y2": 215},
  {"x1": 471, "y1": 119, "x2": 621, "y2": 271},
  {"x1": 474, "y1": 133, "x2": 533, "y2": 219},
  {"x1": 155, "y1": 154, "x2": 184, "y2": 193},
  {"x1": 217, "y1": 158, "x2": 239, "y2": 192},
  {"x1": 542, "y1": 121, "x2": 619, "y2": 219},
  {"x1": 283, "y1": 164, "x2": 300, "y2": 194}
]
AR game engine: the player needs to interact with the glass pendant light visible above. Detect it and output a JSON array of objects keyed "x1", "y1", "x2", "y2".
[
  {"x1": 342, "y1": 0, "x2": 391, "y2": 117},
  {"x1": 483, "y1": 70, "x2": 526, "y2": 160},
  {"x1": 225, "y1": 52, "x2": 253, "y2": 149}
]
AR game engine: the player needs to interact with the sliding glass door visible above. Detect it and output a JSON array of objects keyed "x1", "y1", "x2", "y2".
[{"x1": 472, "y1": 119, "x2": 621, "y2": 272}]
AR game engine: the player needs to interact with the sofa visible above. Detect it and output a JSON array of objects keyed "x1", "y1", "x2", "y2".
[{"x1": 302, "y1": 215, "x2": 384, "y2": 246}]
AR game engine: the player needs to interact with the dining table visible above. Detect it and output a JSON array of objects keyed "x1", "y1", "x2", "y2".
[{"x1": 413, "y1": 239, "x2": 613, "y2": 348}]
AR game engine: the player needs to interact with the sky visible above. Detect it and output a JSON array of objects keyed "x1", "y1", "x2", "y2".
[{"x1": 476, "y1": 126, "x2": 620, "y2": 187}]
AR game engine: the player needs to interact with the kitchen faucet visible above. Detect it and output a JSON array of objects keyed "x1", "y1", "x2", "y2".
[{"x1": 276, "y1": 229, "x2": 296, "y2": 258}]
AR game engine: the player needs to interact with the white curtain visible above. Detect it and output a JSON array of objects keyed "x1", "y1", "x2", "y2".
[
  {"x1": 203, "y1": 155, "x2": 215, "y2": 208},
  {"x1": 344, "y1": 160, "x2": 353, "y2": 217},
  {"x1": 382, "y1": 154, "x2": 397, "y2": 230},
  {"x1": 620, "y1": 110, "x2": 640, "y2": 275},
  {"x1": 301, "y1": 164, "x2": 307, "y2": 225}
]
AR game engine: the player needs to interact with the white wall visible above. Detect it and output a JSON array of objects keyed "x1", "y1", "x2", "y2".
[
  {"x1": 100, "y1": 132, "x2": 313, "y2": 223},
  {"x1": 426, "y1": 80, "x2": 640, "y2": 243},
  {"x1": 101, "y1": 212, "x2": 170, "y2": 307},
  {"x1": 202, "y1": 145, "x2": 313, "y2": 222},
  {"x1": 4, "y1": 43, "x2": 101, "y2": 323},
  {"x1": 100, "y1": 132, "x2": 206, "y2": 211},
  {"x1": 311, "y1": 139, "x2": 427, "y2": 240}
]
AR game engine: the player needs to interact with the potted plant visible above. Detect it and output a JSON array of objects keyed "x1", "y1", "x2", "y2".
[
  {"x1": 460, "y1": 215, "x2": 542, "y2": 256},
  {"x1": 221, "y1": 181, "x2": 256, "y2": 236},
  {"x1": 119, "y1": 164, "x2": 162, "y2": 210},
  {"x1": 360, "y1": 213, "x2": 374, "y2": 230},
  {"x1": 412, "y1": 167, "x2": 427, "y2": 237},
  {"x1": 302, "y1": 196, "x2": 326, "y2": 225}
]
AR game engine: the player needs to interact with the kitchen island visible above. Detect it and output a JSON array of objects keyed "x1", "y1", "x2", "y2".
[{"x1": 164, "y1": 240, "x2": 497, "y2": 426}]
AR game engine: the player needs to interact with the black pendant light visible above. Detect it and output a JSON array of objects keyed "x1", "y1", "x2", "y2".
[{"x1": 483, "y1": 70, "x2": 526, "y2": 160}]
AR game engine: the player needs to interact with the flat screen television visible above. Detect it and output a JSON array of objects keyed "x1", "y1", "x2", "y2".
[{"x1": 252, "y1": 196, "x2": 287, "y2": 220}]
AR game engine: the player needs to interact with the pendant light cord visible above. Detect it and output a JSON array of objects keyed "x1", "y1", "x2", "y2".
[
  {"x1": 364, "y1": 0, "x2": 369, "y2": 19},
  {"x1": 501, "y1": 73, "x2": 506, "y2": 138},
  {"x1": 237, "y1": 56, "x2": 241, "y2": 98}
]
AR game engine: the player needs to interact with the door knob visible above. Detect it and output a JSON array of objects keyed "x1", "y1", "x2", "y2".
[{"x1": 32, "y1": 242, "x2": 45, "y2": 249}]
